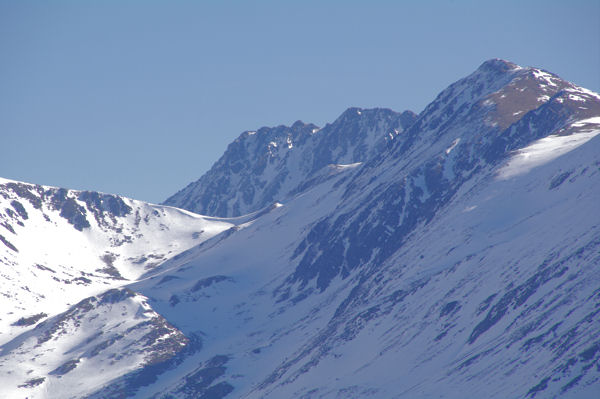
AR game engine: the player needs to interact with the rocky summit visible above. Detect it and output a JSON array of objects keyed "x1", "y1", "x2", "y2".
[{"x1": 1, "y1": 59, "x2": 599, "y2": 399}]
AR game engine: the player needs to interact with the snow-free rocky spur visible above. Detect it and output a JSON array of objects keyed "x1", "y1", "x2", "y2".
[{"x1": 1, "y1": 59, "x2": 599, "y2": 399}]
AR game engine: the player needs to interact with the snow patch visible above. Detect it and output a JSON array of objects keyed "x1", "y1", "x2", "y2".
[
  {"x1": 445, "y1": 138, "x2": 460, "y2": 155},
  {"x1": 572, "y1": 116, "x2": 600, "y2": 127},
  {"x1": 330, "y1": 162, "x2": 363, "y2": 171},
  {"x1": 531, "y1": 69, "x2": 558, "y2": 87},
  {"x1": 565, "y1": 85, "x2": 600, "y2": 100},
  {"x1": 568, "y1": 94, "x2": 586, "y2": 102},
  {"x1": 537, "y1": 95, "x2": 550, "y2": 102},
  {"x1": 497, "y1": 130, "x2": 600, "y2": 179}
]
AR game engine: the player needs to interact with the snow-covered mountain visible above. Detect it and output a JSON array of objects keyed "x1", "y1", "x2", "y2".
[
  {"x1": 0, "y1": 179, "x2": 234, "y2": 356},
  {"x1": 163, "y1": 108, "x2": 417, "y2": 217},
  {"x1": 1, "y1": 59, "x2": 599, "y2": 399}
]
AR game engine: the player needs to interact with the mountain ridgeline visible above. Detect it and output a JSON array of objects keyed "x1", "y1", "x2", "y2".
[
  {"x1": 1, "y1": 59, "x2": 599, "y2": 399},
  {"x1": 163, "y1": 108, "x2": 418, "y2": 217}
]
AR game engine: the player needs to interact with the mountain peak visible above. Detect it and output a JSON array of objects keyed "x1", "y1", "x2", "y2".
[
  {"x1": 291, "y1": 120, "x2": 309, "y2": 129},
  {"x1": 340, "y1": 106, "x2": 364, "y2": 117},
  {"x1": 477, "y1": 58, "x2": 521, "y2": 73},
  {"x1": 331, "y1": 107, "x2": 414, "y2": 130},
  {"x1": 164, "y1": 106, "x2": 416, "y2": 217},
  {"x1": 337, "y1": 106, "x2": 397, "y2": 119}
]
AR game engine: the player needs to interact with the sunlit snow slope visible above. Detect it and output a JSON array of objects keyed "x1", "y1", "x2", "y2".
[
  {"x1": 131, "y1": 128, "x2": 600, "y2": 399},
  {"x1": 0, "y1": 179, "x2": 233, "y2": 345}
]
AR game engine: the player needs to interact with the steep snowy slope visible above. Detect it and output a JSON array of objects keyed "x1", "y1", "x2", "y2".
[
  {"x1": 0, "y1": 179, "x2": 233, "y2": 346},
  {"x1": 100, "y1": 60, "x2": 600, "y2": 398},
  {"x1": 290, "y1": 59, "x2": 600, "y2": 293},
  {"x1": 139, "y1": 60, "x2": 599, "y2": 398},
  {"x1": 124, "y1": 125, "x2": 600, "y2": 399},
  {"x1": 0, "y1": 288, "x2": 190, "y2": 399},
  {"x1": 164, "y1": 108, "x2": 417, "y2": 217},
  {"x1": 1, "y1": 59, "x2": 599, "y2": 399}
]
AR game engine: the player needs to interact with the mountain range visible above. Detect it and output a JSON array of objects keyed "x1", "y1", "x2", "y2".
[{"x1": 1, "y1": 59, "x2": 599, "y2": 399}]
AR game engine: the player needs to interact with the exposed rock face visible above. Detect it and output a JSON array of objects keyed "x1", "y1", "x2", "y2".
[{"x1": 163, "y1": 108, "x2": 417, "y2": 217}]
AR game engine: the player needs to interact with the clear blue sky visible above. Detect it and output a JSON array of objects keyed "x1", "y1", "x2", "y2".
[{"x1": 1, "y1": 0, "x2": 599, "y2": 204}]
